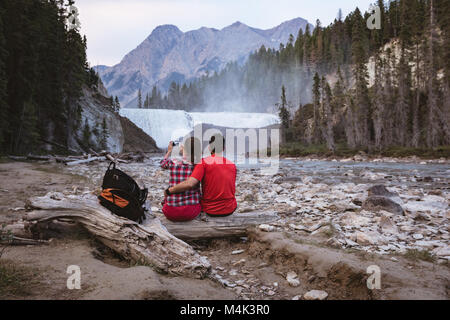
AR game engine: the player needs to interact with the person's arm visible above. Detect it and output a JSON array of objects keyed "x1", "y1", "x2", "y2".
[
  {"x1": 165, "y1": 161, "x2": 204, "y2": 196},
  {"x1": 160, "y1": 141, "x2": 174, "y2": 169},
  {"x1": 166, "y1": 177, "x2": 199, "y2": 195}
]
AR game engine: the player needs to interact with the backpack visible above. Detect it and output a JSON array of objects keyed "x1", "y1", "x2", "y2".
[{"x1": 98, "y1": 162, "x2": 148, "y2": 223}]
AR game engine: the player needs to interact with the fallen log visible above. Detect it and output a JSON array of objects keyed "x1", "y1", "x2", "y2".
[
  {"x1": 7, "y1": 155, "x2": 27, "y2": 161},
  {"x1": 9, "y1": 236, "x2": 50, "y2": 245},
  {"x1": 118, "y1": 152, "x2": 145, "y2": 162},
  {"x1": 24, "y1": 192, "x2": 210, "y2": 278},
  {"x1": 156, "y1": 211, "x2": 279, "y2": 241},
  {"x1": 105, "y1": 153, "x2": 128, "y2": 164},
  {"x1": 27, "y1": 154, "x2": 52, "y2": 161},
  {"x1": 65, "y1": 156, "x2": 103, "y2": 166},
  {"x1": 8, "y1": 155, "x2": 51, "y2": 161},
  {"x1": 54, "y1": 156, "x2": 71, "y2": 164}
]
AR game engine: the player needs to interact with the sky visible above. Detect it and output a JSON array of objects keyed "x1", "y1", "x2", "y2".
[{"x1": 74, "y1": 0, "x2": 376, "y2": 67}]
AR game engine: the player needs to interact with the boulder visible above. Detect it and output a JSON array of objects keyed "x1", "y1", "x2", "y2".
[
  {"x1": 274, "y1": 176, "x2": 303, "y2": 184},
  {"x1": 119, "y1": 115, "x2": 159, "y2": 153},
  {"x1": 362, "y1": 196, "x2": 404, "y2": 215},
  {"x1": 368, "y1": 185, "x2": 399, "y2": 197}
]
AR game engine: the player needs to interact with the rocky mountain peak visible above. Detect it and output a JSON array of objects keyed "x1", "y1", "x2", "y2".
[{"x1": 97, "y1": 17, "x2": 313, "y2": 107}]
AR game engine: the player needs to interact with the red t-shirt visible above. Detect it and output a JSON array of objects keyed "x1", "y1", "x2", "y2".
[{"x1": 190, "y1": 154, "x2": 237, "y2": 215}]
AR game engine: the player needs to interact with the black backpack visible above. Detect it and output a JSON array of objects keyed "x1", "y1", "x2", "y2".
[{"x1": 98, "y1": 162, "x2": 148, "y2": 223}]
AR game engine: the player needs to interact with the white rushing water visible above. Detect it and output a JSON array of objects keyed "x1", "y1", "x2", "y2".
[{"x1": 120, "y1": 109, "x2": 280, "y2": 148}]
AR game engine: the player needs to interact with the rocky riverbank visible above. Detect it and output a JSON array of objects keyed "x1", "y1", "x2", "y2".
[
  {"x1": 64, "y1": 155, "x2": 449, "y2": 299},
  {"x1": 65, "y1": 156, "x2": 449, "y2": 264}
]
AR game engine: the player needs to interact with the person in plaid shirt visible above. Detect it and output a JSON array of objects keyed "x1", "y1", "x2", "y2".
[{"x1": 160, "y1": 137, "x2": 202, "y2": 221}]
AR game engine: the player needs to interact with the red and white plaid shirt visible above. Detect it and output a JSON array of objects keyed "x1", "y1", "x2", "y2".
[{"x1": 160, "y1": 157, "x2": 201, "y2": 207}]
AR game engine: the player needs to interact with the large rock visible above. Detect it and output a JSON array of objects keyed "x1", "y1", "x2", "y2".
[
  {"x1": 362, "y1": 196, "x2": 404, "y2": 215},
  {"x1": 119, "y1": 116, "x2": 160, "y2": 153},
  {"x1": 368, "y1": 185, "x2": 398, "y2": 197}
]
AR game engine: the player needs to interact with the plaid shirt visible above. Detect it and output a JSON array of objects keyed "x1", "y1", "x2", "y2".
[{"x1": 160, "y1": 157, "x2": 201, "y2": 207}]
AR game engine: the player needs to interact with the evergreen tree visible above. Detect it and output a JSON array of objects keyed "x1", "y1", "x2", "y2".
[
  {"x1": 278, "y1": 85, "x2": 290, "y2": 129},
  {"x1": 100, "y1": 118, "x2": 108, "y2": 151},
  {"x1": 114, "y1": 96, "x2": 120, "y2": 112},
  {"x1": 82, "y1": 119, "x2": 91, "y2": 149},
  {"x1": 372, "y1": 52, "x2": 385, "y2": 150},
  {"x1": 16, "y1": 100, "x2": 40, "y2": 153},
  {"x1": 312, "y1": 73, "x2": 322, "y2": 144},
  {"x1": 337, "y1": 8, "x2": 343, "y2": 22},
  {"x1": 144, "y1": 93, "x2": 149, "y2": 108},
  {"x1": 426, "y1": 0, "x2": 438, "y2": 147},
  {"x1": 0, "y1": 10, "x2": 7, "y2": 149},
  {"x1": 351, "y1": 8, "x2": 371, "y2": 146},
  {"x1": 321, "y1": 77, "x2": 335, "y2": 152},
  {"x1": 168, "y1": 81, "x2": 179, "y2": 109},
  {"x1": 137, "y1": 88, "x2": 142, "y2": 109},
  {"x1": 0, "y1": 0, "x2": 96, "y2": 154}
]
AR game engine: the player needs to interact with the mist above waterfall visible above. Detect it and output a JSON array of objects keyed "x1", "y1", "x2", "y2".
[{"x1": 158, "y1": 49, "x2": 315, "y2": 114}]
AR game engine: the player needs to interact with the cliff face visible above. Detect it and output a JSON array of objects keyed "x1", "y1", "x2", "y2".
[
  {"x1": 66, "y1": 85, "x2": 160, "y2": 155},
  {"x1": 68, "y1": 87, "x2": 125, "y2": 154}
]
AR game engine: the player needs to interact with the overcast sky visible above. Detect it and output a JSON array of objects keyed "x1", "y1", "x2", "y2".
[{"x1": 75, "y1": 0, "x2": 376, "y2": 67}]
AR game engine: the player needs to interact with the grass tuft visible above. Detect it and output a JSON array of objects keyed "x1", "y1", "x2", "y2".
[
  {"x1": 404, "y1": 249, "x2": 436, "y2": 263},
  {"x1": 0, "y1": 260, "x2": 41, "y2": 298}
]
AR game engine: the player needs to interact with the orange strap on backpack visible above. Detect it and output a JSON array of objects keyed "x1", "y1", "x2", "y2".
[{"x1": 100, "y1": 189, "x2": 129, "y2": 208}]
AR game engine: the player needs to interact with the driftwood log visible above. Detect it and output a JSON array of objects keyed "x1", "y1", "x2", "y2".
[
  {"x1": 24, "y1": 192, "x2": 211, "y2": 278},
  {"x1": 10, "y1": 192, "x2": 279, "y2": 278},
  {"x1": 105, "y1": 153, "x2": 128, "y2": 164},
  {"x1": 65, "y1": 156, "x2": 103, "y2": 166},
  {"x1": 157, "y1": 211, "x2": 279, "y2": 241}
]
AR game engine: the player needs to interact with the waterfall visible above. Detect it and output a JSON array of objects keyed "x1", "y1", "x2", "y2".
[{"x1": 119, "y1": 109, "x2": 280, "y2": 148}]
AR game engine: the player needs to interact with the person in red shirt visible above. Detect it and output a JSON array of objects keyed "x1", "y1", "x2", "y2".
[{"x1": 165, "y1": 133, "x2": 237, "y2": 216}]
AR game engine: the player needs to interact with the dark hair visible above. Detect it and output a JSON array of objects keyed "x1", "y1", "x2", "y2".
[
  {"x1": 209, "y1": 133, "x2": 225, "y2": 154},
  {"x1": 184, "y1": 136, "x2": 202, "y2": 164}
]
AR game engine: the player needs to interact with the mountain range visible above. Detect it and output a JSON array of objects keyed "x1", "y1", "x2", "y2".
[{"x1": 96, "y1": 17, "x2": 312, "y2": 107}]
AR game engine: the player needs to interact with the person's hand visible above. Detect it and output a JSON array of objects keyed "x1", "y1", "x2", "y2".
[{"x1": 168, "y1": 141, "x2": 174, "y2": 153}]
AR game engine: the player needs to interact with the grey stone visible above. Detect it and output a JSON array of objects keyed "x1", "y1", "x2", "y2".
[
  {"x1": 368, "y1": 185, "x2": 399, "y2": 197},
  {"x1": 362, "y1": 196, "x2": 404, "y2": 215},
  {"x1": 304, "y1": 290, "x2": 328, "y2": 300}
]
